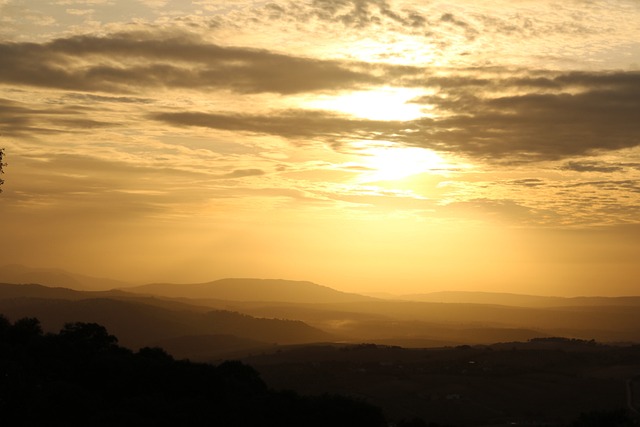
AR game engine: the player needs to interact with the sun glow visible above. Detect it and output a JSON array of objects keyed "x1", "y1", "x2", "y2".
[
  {"x1": 353, "y1": 143, "x2": 449, "y2": 182},
  {"x1": 304, "y1": 87, "x2": 427, "y2": 121}
]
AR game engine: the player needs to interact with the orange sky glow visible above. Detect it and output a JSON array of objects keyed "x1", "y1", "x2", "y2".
[{"x1": 1, "y1": 0, "x2": 639, "y2": 296}]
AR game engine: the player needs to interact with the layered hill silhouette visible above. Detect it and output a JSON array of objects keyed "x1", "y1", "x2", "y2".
[
  {"x1": 125, "y1": 278, "x2": 374, "y2": 304},
  {"x1": 399, "y1": 290, "x2": 640, "y2": 308},
  {"x1": 0, "y1": 264, "x2": 131, "y2": 291},
  {"x1": 0, "y1": 283, "x2": 332, "y2": 359},
  {"x1": 0, "y1": 316, "x2": 387, "y2": 427},
  {"x1": 3, "y1": 266, "x2": 640, "y2": 361},
  {"x1": 3, "y1": 267, "x2": 640, "y2": 427}
]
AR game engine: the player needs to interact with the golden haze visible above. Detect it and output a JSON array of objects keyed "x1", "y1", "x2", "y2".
[{"x1": 0, "y1": 0, "x2": 639, "y2": 296}]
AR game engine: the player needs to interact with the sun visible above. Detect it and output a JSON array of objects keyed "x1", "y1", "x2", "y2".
[
  {"x1": 303, "y1": 87, "x2": 427, "y2": 121},
  {"x1": 353, "y1": 143, "x2": 448, "y2": 182}
]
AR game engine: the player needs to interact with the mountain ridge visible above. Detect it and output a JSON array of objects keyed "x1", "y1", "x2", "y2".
[
  {"x1": 399, "y1": 290, "x2": 640, "y2": 307},
  {"x1": 0, "y1": 282, "x2": 335, "y2": 358},
  {"x1": 5, "y1": 264, "x2": 640, "y2": 305},
  {"x1": 124, "y1": 278, "x2": 376, "y2": 304},
  {"x1": 0, "y1": 264, "x2": 132, "y2": 291},
  {"x1": 3, "y1": 280, "x2": 640, "y2": 358}
]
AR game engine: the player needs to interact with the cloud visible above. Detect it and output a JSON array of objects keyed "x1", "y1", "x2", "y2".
[
  {"x1": 439, "y1": 12, "x2": 478, "y2": 39},
  {"x1": 3, "y1": 29, "x2": 640, "y2": 165},
  {"x1": 62, "y1": 93, "x2": 153, "y2": 104},
  {"x1": 0, "y1": 97, "x2": 114, "y2": 136},
  {"x1": 0, "y1": 31, "x2": 384, "y2": 94},
  {"x1": 151, "y1": 109, "x2": 406, "y2": 142},
  {"x1": 507, "y1": 179, "x2": 546, "y2": 188},
  {"x1": 152, "y1": 68, "x2": 640, "y2": 162},
  {"x1": 561, "y1": 161, "x2": 624, "y2": 173},
  {"x1": 138, "y1": 0, "x2": 169, "y2": 8},
  {"x1": 1, "y1": 149, "x2": 272, "y2": 222},
  {"x1": 406, "y1": 70, "x2": 640, "y2": 162},
  {"x1": 565, "y1": 179, "x2": 640, "y2": 194},
  {"x1": 438, "y1": 198, "x2": 545, "y2": 224},
  {"x1": 220, "y1": 169, "x2": 266, "y2": 179},
  {"x1": 55, "y1": 0, "x2": 113, "y2": 4},
  {"x1": 0, "y1": 99, "x2": 37, "y2": 135},
  {"x1": 66, "y1": 8, "x2": 94, "y2": 16},
  {"x1": 308, "y1": 0, "x2": 407, "y2": 29}
]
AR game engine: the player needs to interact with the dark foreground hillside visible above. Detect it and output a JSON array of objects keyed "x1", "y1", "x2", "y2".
[
  {"x1": 0, "y1": 315, "x2": 385, "y2": 427},
  {"x1": 2, "y1": 313, "x2": 638, "y2": 427},
  {"x1": 244, "y1": 340, "x2": 640, "y2": 426}
]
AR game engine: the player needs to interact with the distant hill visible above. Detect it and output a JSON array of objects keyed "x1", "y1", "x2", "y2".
[
  {"x1": 220, "y1": 298, "x2": 640, "y2": 344},
  {"x1": 3, "y1": 280, "x2": 640, "y2": 354},
  {"x1": 0, "y1": 282, "x2": 221, "y2": 314},
  {"x1": 401, "y1": 291, "x2": 640, "y2": 307},
  {"x1": 242, "y1": 341, "x2": 640, "y2": 426},
  {"x1": 0, "y1": 282, "x2": 93, "y2": 300},
  {"x1": 0, "y1": 264, "x2": 131, "y2": 291},
  {"x1": 0, "y1": 284, "x2": 334, "y2": 357},
  {"x1": 150, "y1": 334, "x2": 273, "y2": 361},
  {"x1": 125, "y1": 278, "x2": 376, "y2": 304}
]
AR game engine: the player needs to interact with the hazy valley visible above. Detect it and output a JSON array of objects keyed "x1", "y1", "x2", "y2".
[
  {"x1": 2, "y1": 264, "x2": 640, "y2": 426},
  {"x1": 3, "y1": 264, "x2": 640, "y2": 358}
]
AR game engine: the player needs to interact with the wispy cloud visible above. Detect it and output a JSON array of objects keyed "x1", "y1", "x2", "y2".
[
  {"x1": 150, "y1": 67, "x2": 640, "y2": 163},
  {"x1": 409, "y1": 70, "x2": 640, "y2": 161},
  {"x1": 3, "y1": 29, "x2": 640, "y2": 170},
  {"x1": 1, "y1": 0, "x2": 640, "y2": 289},
  {"x1": 561, "y1": 161, "x2": 625, "y2": 173},
  {"x1": 0, "y1": 4, "x2": 638, "y2": 228},
  {"x1": 0, "y1": 97, "x2": 114, "y2": 136},
  {"x1": 0, "y1": 32, "x2": 385, "y2": 94}
]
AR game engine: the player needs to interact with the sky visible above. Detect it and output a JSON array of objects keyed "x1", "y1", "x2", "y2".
[{"x1": 1, "y1": 0, "x2": 639, "y2": 296}]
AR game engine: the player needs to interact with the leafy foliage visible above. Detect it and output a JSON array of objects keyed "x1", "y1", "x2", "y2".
[
  {"x1": 0, "y1": 148, "x2": 5, "y2": 192},
  {"x1": 0, "y1": 314, "x2": 387, "y2": 427},
  {"x1": 571, "y1": 409, "x2": 635, "y2": 427}
]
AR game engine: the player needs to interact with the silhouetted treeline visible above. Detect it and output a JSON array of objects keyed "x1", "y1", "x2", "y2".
[
  {"x1": 0, "y1": 147, "x2": 5, "y2": 192},
  {"x1": 0, "y1": 314, "x2": 386, "y2": 427},
  {"x1": 530, "y1": 337, "x2": 597, "y2": 345},
  {"x1": 571, "y1": 409, "x2": 635, "y2": 427}
]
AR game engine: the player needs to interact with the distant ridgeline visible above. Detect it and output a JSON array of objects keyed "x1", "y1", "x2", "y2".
[
  {"x1": 529, "y1": 337, "x2": 597, "y2": 344},
  {"x1": 0, "y1": 148, "x2": 5, "y2": 192},
  {"x1": 0, "y1": 315, "x2": 386, "y2": 427},
  {"x1": 2, "y1": 314, "x2": 639, "y2": 427}
]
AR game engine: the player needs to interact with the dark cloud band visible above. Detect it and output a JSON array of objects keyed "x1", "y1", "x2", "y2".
[
  {"x1": 3, "y1": 30, "x2": 640, "y2": 163},
  {"x1": 0, "y1": 32, "x2": 382, "y2": 94}
]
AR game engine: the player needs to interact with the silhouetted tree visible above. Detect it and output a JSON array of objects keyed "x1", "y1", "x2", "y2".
[
  {"x1": 0, "y1": 314, "x2": 390, "y2": 427},
  {"x1": 0, "y1": 314, "x2": 10, "y2": 354},
  {"x1": 217, "y1": 359, "x2": 268, "y2": 395},
  {"x1": 137, "y1": 346, "x2": 174, "y2": 363},
  {"x1": 8, "y1": 317, "x2": 42, "y2": 344},
  {"x1": 0, "y1": 314, "x2": 10, "y2": 334},
  {"x1": 396, "y1": 418, "x2": 456, "y2": 427},
  {"x1": 59, "y1": 321, "x2": 118, "y2": 353},
  {"x1": 572, "y1": 409, "x2": 635, "y2": 427},
  {"x1": 397, "y1": 419, "x2": 430, "y2": 427},
  {"x1": 0, "y1": 148, "x2": 5, "y2": 192}
]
